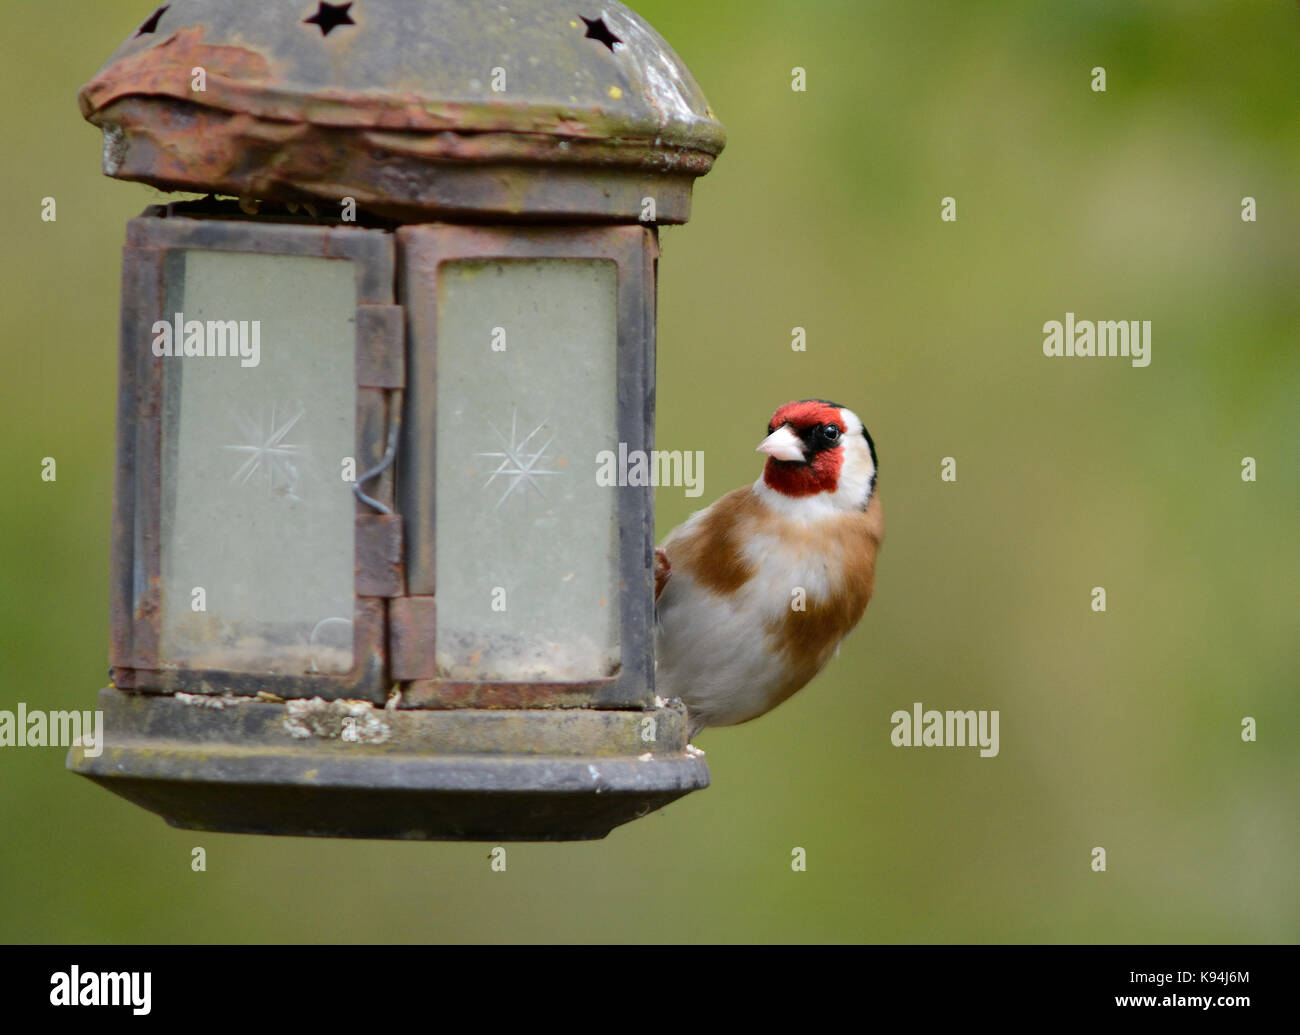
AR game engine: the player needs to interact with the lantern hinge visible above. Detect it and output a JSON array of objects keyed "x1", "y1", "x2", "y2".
[
  {"x1": 356, "y1": 303, "x2": 405, "y2": 388},
  {"x1": 390, "y1": 596, "x2": 437, "y2": 680},
  {"x1": 355, "y1": 513, "x2": 403, "y2": 597}
]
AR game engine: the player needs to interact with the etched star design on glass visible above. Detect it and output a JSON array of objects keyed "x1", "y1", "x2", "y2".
[
  {"x1": 222, "y1": 402, "x2": 308, "y2": 500},
  {"x1": 476, "y1": 408, "x2": 561, "y2": 509}
]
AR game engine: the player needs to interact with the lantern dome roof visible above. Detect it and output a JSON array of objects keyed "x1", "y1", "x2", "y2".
[{"x1": 79, "y1": 0, "x2": 726, "y2": 222}]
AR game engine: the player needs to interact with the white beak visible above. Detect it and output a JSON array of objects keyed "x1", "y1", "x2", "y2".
[{"x1": 756, "y1": 424, "x2": 806, "y2": 462}]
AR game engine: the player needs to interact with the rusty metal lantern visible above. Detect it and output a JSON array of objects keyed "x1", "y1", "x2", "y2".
[{"x1": 67, "y1": 0, "x2": 724, "y2": 839}]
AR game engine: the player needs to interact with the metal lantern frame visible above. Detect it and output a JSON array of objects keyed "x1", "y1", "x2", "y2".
[
  {"x1": 112, "y1": 213, "x2": 397, "y2": 702},
  {"x1": 67, "y1": 0, "x2": 724, "y2": 841},
  {"x1": 394, "y1": 223, "x2": 657, "y2": 711}
]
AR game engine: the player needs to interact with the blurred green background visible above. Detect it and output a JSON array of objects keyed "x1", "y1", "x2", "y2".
[{"x1": 1, "y1": 0, "x2": 1297, "y2": 943}]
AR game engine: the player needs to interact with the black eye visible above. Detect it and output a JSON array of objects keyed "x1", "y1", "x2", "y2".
[{"x1": 819, "y1": 423, "x2": 841, "y2": 446}]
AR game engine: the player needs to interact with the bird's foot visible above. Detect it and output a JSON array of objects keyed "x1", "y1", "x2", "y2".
[{"x1": 653, "y1": 547, "x2": 671, "y2": 601}]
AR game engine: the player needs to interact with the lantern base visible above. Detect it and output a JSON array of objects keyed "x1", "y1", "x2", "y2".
[{"x1": 67, "y1": 688, "x2": 709, "y2": 841}]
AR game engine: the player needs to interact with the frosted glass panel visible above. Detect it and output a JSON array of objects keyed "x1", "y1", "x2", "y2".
[
  {"x1": 159, "y1": 250, "x2": 357, "y2": 674},
  {"x1": 436, "y1": 259, "x2": 620, "y2": 681}
]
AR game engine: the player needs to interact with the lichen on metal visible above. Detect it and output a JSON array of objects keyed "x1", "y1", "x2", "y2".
[
  {"x1": 79, "y1": 0, "x2": 726, "y2": 221},
  {"x1": 284, "y1": 698, "x2": 392, "y2": 744}
]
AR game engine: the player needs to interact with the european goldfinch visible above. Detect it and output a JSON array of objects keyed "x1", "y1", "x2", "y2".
[{"x1": 654, "y1": 399, "x2": 883, "y2": 737}]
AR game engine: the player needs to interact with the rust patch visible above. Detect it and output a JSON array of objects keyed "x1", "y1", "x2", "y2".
[
  {"x1": 80, "y1": 27, "x2": 272, "y2": 119},
  {"x1": 85, "y1": 97, "x2": 708, "y2": 223}
]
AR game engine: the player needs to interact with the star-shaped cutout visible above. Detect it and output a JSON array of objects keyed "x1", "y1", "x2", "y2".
[
  {"x1": 580, "y1": 15, "x2": 622, "y2": 52},
  {"x1": 135, "y1": 4, "x2": 169, "y2": 37},
  {"x1": 476, "y1": 409, "x2": 561, "y2": 509},
  {"x1": 305, "y1": 2, "x2": 355, "y2": 37},
  {"x1": 222, "y1": 404, "x2": 308, "y2": 500}
]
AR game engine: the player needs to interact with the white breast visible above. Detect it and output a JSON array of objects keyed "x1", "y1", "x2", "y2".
[{"x1": 654, "y1": 533, "x2": 835, "y2": 733}]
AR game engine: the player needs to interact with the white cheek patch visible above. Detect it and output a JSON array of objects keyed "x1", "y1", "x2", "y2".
[
  {"x1": 832, "y1": 407, "x2": 875, "y2": 510},
  {"x1": 833, "y1": 443, "x2": 875, "y2": 510}
]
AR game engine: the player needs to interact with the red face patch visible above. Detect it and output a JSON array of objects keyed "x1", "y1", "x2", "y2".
[
  {"x1": 767, "y1": 400, "x2": 844, "y2": 434},
  {"x1": 762, "y1": 400, "x2": 846, "y2": 497}
]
